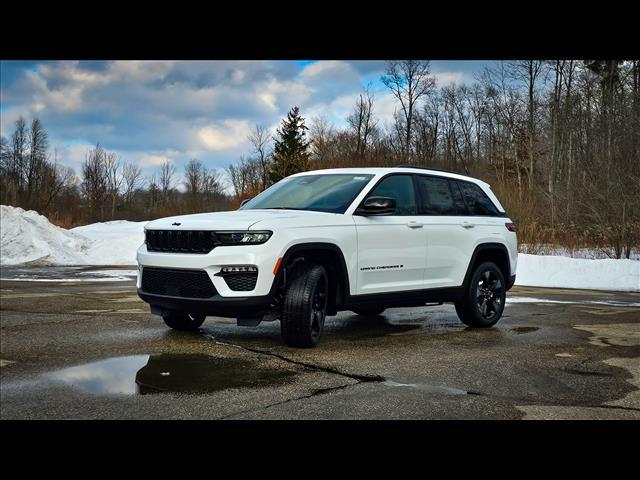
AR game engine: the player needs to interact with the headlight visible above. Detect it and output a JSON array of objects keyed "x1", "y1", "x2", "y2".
[{"x1": 216, "y1": 231, "x2": 272, "y2": 245}]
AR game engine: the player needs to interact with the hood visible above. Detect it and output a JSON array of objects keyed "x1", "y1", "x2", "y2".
[{"x1": 144, "y1": 209, "x2": 339, "y2": 231}]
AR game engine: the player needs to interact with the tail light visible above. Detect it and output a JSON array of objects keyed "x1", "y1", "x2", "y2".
[{"x1": 505, "y1": 222, "x2": 516, "y2": 232}]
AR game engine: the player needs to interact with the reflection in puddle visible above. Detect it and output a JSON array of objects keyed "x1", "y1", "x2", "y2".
[{"x1": 47, "y1": 354, "x2": 296, "y2": 395}]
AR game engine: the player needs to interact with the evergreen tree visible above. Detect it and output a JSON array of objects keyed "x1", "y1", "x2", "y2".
[{"x1": 269, "y1": 106, "x2": 310, "y2": 183}]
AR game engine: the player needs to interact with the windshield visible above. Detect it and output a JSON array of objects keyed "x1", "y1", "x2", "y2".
[{"x1": 240, "y1": 174, "x2": 374, "y2": 214}]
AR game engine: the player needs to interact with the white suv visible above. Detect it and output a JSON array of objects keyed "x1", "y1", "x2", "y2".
[{"x1": 137, "y1": 166, "x2": 518, "y2": 347}]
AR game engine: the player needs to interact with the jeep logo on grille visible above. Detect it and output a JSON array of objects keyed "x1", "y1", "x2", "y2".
[{"x1": 172, "y1": 222, "x2": 181, "y2": 226}]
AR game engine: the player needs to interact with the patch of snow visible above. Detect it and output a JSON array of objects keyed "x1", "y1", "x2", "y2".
[
  {"x1": 518, "y1": 244, "x2": 640, "y2": 260},
  {"x1": 515, "y1": 254, "x2": 640, "y2": 292},
  {"x1": 1, "y1": 205, "x2": 145, "y2": 266},
  {"x1": 71, "y1": 221, "x2": 146, "y2": 265},
  {"x1": 506, "y1": 296, "x2": 640, "y2": 307},
  {"x1": 507, "y1": 297, "x2": 577, "y2": 304},
  {"x1": 0, "y1": 205, "x2": 91, "y2": 266}
]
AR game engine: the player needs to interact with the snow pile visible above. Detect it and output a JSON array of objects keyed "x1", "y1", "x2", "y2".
[
  {"x1": 0, "y1": 205, "x2": 92, "y2": 265},
  {"x1": 71, "y1": 220, "x2": 146, "y2": 265},
  {"x1": 515, "y1": 254, "x2": 640, "y2": 292},
  {"x1": 0, "y1": 205, "x2": 145, "y2": 266}
]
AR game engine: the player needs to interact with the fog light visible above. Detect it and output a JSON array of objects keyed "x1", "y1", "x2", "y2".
[{"x1": 221, "y1": 265, "x2": 258, "y2": 273}]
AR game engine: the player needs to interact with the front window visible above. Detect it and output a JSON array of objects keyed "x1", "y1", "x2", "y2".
[
  {"x1": 241, "y1": 174, "x2": 374, "y2": 214},
  {"x1": 365, "y1": 174, "x2": 417, "y2": 215}
]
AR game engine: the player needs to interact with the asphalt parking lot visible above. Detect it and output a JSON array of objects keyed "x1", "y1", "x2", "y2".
[{"x1": 1, "y1": 267, "x2": 639, "y2": 420}]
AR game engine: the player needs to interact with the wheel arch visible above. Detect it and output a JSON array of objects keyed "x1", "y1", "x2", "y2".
[
  {"x1": 272, "y1": 242, "x2": 350, "y2": 314},
  {"x1": 462, "y1": 243, "x2": 512, "y2": 291}
]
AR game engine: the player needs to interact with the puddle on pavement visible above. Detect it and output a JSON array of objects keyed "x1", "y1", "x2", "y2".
[
  {"x1": 383, "y1": 380, "x2": 480, "y2": 396},
  {"x1": 46, "y1": 354, "x2": 297, "y2": 395},
  {"x1": 511, "y1": 326, "x2": 540, "y2": 334}
]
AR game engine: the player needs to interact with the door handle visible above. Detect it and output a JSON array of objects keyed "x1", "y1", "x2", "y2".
[
  {"x1": 461, "y1": 221, "x2": 475, "y2": 229},
  {"x1": 407, "y1": 221, "x2": 423, "y2": 228}
]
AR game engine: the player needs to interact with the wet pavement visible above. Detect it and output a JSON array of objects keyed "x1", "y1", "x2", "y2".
[{"x1": 1, "y1": 271, "x2": 639, "y2": 419}]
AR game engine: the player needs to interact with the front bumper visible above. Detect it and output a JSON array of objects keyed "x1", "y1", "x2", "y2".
[
  {"x1": 138, "y1": 289, "x2": 273, "y2": 318},
  {"x1": 136, "y1": 242, "x2": 281, "y2": 298}
]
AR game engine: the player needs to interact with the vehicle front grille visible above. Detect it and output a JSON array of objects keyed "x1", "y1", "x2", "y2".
[
  {"x1": 146, "y1": 230, "x2": 218, "y2": 254},
  {"x1": 141, "y1": 267, "x2": 216, "y2": 298},
  {"x1": 223, "y1": 272, "x2": 258, "y2": 291}
]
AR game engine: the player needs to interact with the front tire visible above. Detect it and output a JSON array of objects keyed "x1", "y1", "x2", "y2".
[
  {"x1": 162, "y1": 312, "x2": 206, "y2": 331},
  {"x1": 455, "y1": 261, "x2": 506, "y2": 328},
  {"x1": 281, "y1": 264, "x2": 328, "y2": 348}
]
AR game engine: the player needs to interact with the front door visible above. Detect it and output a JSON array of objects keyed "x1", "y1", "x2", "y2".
[{"x1": 353, "y1": 174, "x2": 427, "y2": 295}]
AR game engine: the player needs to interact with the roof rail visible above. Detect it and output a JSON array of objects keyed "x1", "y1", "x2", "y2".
[{"x1": 395, "y1": 164, "x2": 469, "y2": 176}]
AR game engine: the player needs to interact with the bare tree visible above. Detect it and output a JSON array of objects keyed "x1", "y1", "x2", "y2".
[
  {"x1": 226, "y1": 155, "x2": 261, "y2": 200},
  {"x1": 10, "y1": 117, "x2": 28, "y2": 199},
  {"x1": 159, "y1": 159, "x2": 175, "y2": 207},
  {"x1": 347, "y1": 85, "x2": 378, "y2": 162},
  {"x1": 104, "y1": 152, "x2": 123, "y2": 219},
  {"x1": 24, "y1": 118, "x2": 49, "y2": 206},
  {"x1": 507, "y1": 60, "x2": 545, "y2": 189},
  {"x1": 248, "y1": 125, "x2": 272, "y2": 189},
  {"x1": 381, "y1": 60, "x2": 436, "y2": 157},
  {"x1": 309, "y1": 116, "x2": 336, "y2": 167},
  {"x1": 81, "y1": 145, "x2": 108, "y2": 221},
  {"x1": 122, "y1": 162, "x2": 142, "y2": 205}
]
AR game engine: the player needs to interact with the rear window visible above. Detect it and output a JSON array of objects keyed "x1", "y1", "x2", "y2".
[
  {"x1": 415, "y1": 175, "x2": 465, "y2": 215},
  {"x1": 456, "y1": 180, "x2": 502, "y2": 216}
]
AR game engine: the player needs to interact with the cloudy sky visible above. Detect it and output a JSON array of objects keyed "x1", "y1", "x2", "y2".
[{"x1": 0, "y1": 60, "x2": 490, "y2": 181}]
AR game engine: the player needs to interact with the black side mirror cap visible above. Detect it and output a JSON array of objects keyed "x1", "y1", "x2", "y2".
[
  {"x1": 354, "y1": 196, "x2": 396, "y2": 216},
  {"x1": 240, "y1": 198, "x2": 251, "y2": 207}
]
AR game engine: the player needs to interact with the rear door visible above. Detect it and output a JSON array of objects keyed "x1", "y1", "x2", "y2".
[
  {"x1": 455, "y1": 180, "x2": 508, "y2": 273},
  {"x1": 353, "y1": 174, "x2": 427, "y2": 295},
  {"x1": 414, "y1": 174, "x2": 476, "y2": 288}
]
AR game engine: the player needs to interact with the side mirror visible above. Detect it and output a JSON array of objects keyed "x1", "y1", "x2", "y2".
[
  {"x1": 355, "y1": 196, "x2": 396, "y2": 216},
  {"x1": 240, "y1": 198, "x2": 251, "y2": 207}
]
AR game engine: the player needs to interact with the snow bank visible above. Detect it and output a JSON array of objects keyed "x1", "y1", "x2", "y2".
[
  {"x1": 71, "y1": 220, "x2": 146, "y2": 265},
  {"x1": 1, "y1": 205, "x2": 145, "y2": 266},
  {"x1": 515, "y1": 254, "x2": 640, "y2": 292},
  {"x1": 0, "y1": 205, "x2": 91, "y2": 265}
]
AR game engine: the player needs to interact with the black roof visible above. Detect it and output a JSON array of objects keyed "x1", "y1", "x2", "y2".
[{"x1": 395, "y1": 165, "x2": 470, "y2": 176}]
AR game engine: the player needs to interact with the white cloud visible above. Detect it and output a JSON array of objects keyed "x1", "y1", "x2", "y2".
[
  {"x1": 139, "y1": 154, "x2": 172, "y2": 167},
  {"x1": 434, "y1": 71, "x2": 466, "y2": 86},
  {"x1": 196, "y1": 120, "x2": 251, "y2": 151},
  {"x1": 255, "y1": 76, "x2": 313, "y2": 112},
  {"x1": 300, "y1": 60, "x2": 355, "y2": 81},
  {"x1": 375, "y1": 91, "x2": 400, "y2": 126},
  {"x1": 60, "y1": 144, "x2": 92, "y2": 165}
]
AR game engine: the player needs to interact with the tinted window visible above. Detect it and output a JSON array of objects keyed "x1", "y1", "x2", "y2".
[
  {"x1": 457, "y1": 181, "x2": 501, "y2": 216},
  {"x1": 415, "y1": 175, "x2": 464, "y2": 215},
  {"x1": 449, "y1": 179, "x2": 468, "y2": 215},
  {"x1": 367, "y1": 175, "x2": 417, "y2": 215}
]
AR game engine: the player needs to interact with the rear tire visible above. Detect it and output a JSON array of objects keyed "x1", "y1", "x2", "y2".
[
  {"x1": 351, "y1": 306, "x2": 386, "y2": 317},
  {"x1": 281, "y1": 263, "x2": 328, "y2": 348},
  {"x1": 162, "y1": 312, "x2": 206, "y2": 331},
  {"x1": 455, "y1": 261, "x2": 506, "y2": 328}
]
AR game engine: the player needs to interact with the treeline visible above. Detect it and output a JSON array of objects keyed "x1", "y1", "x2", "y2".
[
  {"x1": 0, "y1": 122, "x2": 231, "y2": 226},
  {"x1": 227, "y1": 60, "x2": 640, "y2": 258}
]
